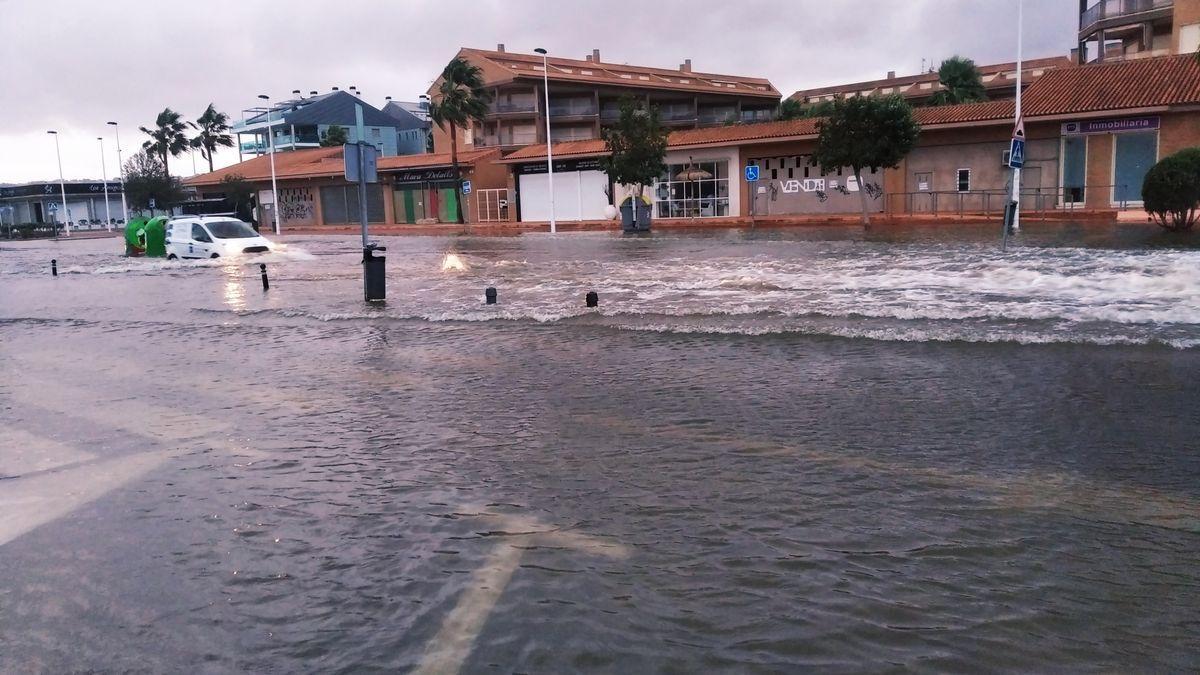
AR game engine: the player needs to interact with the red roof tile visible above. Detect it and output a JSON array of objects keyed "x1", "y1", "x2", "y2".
[
  {"x1": 792, "y1": 55, "x2": 1074, "y2": 101},
  {"x1": 186, "y1": 147, "x2": 499, "y2": 187},
  {"x1": 450, "y1": 47, "x2": 780, "y2": 99},
  {"x1": 1022, "y1": 54, "x2": 1200, "y2": 116},
  {"x1": 912, "y1": 100, "x2": 1015, "y2": 125}
]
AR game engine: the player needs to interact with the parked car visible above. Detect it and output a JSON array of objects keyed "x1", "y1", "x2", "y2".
[{"x1": 165, "y1": 216, "x2": 272, "y2": 260}]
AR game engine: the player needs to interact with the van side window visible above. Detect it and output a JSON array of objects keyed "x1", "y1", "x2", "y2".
[{"x1": 191, "y1": 224, "x2": 212, "y2": 243}]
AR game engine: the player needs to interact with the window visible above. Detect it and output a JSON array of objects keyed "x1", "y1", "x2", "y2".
[
  {"x1": 651, "y1": 160, "x2": 730, "y2": 218},
  {"x1": 956, "y1": 169, "x2": 971, "y2": 192},
  {"x1": 371, "y1": 128, "x2": 381, "y2": 139},
  {"x1": 320, "y1": 185, "x2": 385, "y2": 224},
  {"x1": 191, "y1": 223, "x2": 212, "y2": 242},
  {"x1": 1113, "y1": 131, "x2": 1158, "y2": 203},
  {"x1": 1062, "y1": 136, "x2": 1086, "y2": 203}
]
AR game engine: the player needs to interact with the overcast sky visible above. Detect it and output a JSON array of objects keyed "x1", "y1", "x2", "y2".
[{"x1": 0, "y1": 0, "x2": 1077, "y2": 184}]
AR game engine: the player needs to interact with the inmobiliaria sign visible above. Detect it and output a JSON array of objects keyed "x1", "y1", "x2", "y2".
[{"x1": 1061, "y1": 117, "x2": 1160, "y2": 135}]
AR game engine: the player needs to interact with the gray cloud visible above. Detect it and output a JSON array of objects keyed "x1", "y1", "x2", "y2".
[{"x1": 0, "y1": 0, "x2": 1075, "y2": 183}]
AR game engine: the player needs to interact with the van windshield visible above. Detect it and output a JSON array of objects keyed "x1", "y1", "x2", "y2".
[{"x1": 205, "y1": 220, "x2": 259, "y2": 239}]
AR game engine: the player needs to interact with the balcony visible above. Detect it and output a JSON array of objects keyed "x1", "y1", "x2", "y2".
[
  {"x1": 740, "y1": 109, "x2": 775, "y2": 123},
  {"x1": 698, "y1": 109, "x2": 738, "y2": 125},
  {"x1": 548, "y1": 100, "x2": 598, "y2": 118},
  {"x1": 600, "y1": 107, "x2": 622, "y2": 122},
  {"x1": 489, "y1": 101, "x2": 538, "y2": 116},
  {"x1": 480, "y1": 131, "x2": 539, "y2": 147},
  {"x1": 1080, "y1": 0, "x2": 1173, "y2": 37}
]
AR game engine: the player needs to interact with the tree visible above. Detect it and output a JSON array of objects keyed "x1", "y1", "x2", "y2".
[
  {"x1": 778, "y1": 98, "x2": 805, "y2": 121},
  {"x1": 191, "y1": 104, "x2": 234, "y2": 173},
  {"x1": 428, "y1": 56, "x2": 493, "y2": 223},
  {"x1": 599, "y1": 97, "x2": 669, "y2": 207},
  {"x1": 930, "y1": 56, "x2": 988, "y2": 106},
  {"x1": 780, "y1": 97, "x2": 838, "y2": 120},
  {"x1": 220, "y1": 173, "x2": 256, "y2": 223},
  {"x1": 810, "y1": 94, "x2": 920, "y2": 225},
  {"x1": 1142, "y1": 148, "x2": 1200, "y2": 232},
  {"x1": 140, "y1": 108, "x2": 193, "y2": 173},
  {"x1": 123, "y1": 151, "x2": 185, "y2": 214},
  {"x1": 320, "y1": 124, "x2": 349, "y2": 147}
]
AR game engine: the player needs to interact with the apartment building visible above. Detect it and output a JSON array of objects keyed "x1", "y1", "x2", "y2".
[
  {"x1": 1078, "y1": 0, "x2": 1200, "y2": 63},
  {"x1": 429, "y1": 45, "x2": 781, "y2": 154},
  {"x1": 232, "y1": 90, "x2": 407, "y2": 159},
  {"x1": 791, "y1": 56, "x2": 1075, "y2": 108}
]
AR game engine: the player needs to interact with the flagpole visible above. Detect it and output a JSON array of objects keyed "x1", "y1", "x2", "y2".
[{"x1": 1011, "y1": 0, "x2": 1024, "y2": 231}]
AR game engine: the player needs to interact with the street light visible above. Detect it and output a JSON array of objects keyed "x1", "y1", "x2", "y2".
[
  {"x1": 98, "y1": 137, "x2": 112, "y2": 232},
  {"x1": 258, "y1": 94, "x2": 281, "y2": 235},
  {"x1": 46, "y1": 130, "x2": 69, "y2": 238},
  {"x1": 107, "y1": 122, "x2": 129, "y2": 225},
  {"x1": 534, "y1": 47, "x2": 556, "y2": 234}
]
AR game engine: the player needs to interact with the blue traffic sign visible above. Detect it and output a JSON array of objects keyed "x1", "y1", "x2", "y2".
[
  {"x1": 1008, "y1": 137, "x2": 1026, "y2": 169},
  {"x1": 462, "y1": 180, "x2": 473, "y2": 195},
  {"x1": 744, "y1": 165, "x2": 760, "y2": 182}
]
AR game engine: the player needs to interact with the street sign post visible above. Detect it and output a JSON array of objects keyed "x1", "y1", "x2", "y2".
[
  {"x1": 744, "y1": 165, "x2": 760, "y2": 182},
  {"x1": 351, "y1": 104, "x2": 385, "y2": 302},
  {"x1": 1007, "y1": 137, "x2": 1026, "y2": 169}
]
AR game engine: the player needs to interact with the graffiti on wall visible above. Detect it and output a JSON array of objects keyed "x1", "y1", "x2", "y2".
[{"x1": 279, "y1": 188, "x2": 314, "y2": 222}]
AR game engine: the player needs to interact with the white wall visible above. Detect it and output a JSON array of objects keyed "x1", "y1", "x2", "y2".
[{"x1": 519, "y1": 170, "x2": 611, "y2": 222}]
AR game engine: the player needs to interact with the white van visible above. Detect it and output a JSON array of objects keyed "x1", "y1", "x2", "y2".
[{"x1": 165, "y1": 217, "x2": 273, "y2": 260}]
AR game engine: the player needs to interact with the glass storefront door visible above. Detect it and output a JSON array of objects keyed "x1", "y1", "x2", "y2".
[
  {"x1": 1113, "y1": 131, "x2": 1157, "y2": 204},
  {"x1": 1061, "y1": 136, "x2": 1086, "y2": 204}
]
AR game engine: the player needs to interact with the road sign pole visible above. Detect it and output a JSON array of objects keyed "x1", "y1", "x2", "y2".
[{"x1": 1010, "y1": 0, "x2": 1024, "y2": 232}]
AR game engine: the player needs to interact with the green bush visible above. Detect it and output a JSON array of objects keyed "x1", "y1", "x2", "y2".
[{"x1": 1142, "y1": 148, "x2": 1200, "y2": 232}]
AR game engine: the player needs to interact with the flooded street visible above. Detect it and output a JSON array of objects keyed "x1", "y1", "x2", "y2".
[{"x1": 2, "y1": 224, "x2": 1199, "y2": 672}]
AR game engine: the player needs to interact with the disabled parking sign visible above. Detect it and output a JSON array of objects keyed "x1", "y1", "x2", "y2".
[{"x1": 744, "y1": 165, "x2": 759, "y2": 182}]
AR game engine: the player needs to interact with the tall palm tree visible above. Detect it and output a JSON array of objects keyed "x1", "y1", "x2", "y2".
[
  {"x1": 140, "y1": 108, "x2": 193, "y2": 175},
  {"x1": 428, "y1": 57, "x2": 493, "y2": 223},
  {"x1": 191, "y1": 104, "x2": 234, "y2": 173},
  {"x1": 930, "y1": 56, "x2": 988, "y2": 106}
]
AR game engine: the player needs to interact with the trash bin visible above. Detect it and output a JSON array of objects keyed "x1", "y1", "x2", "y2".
[
  {"x1": 363, "y1": 244, "x2": 386, "y2": 302},
  {"x1": 619, "y1": 198, "x2": 652, "y2": 233}
]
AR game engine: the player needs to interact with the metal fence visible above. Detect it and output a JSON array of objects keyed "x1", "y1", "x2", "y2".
[
  {"x1": 475, "y1": 189, "x2": 510, "y2": 223},
  {"x1": 889, "y1": 185, "x2": 1135, "y2": 217}
]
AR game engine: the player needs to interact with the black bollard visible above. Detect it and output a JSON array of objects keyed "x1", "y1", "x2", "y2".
[
  {"x1": 485, "y1": 287, "x2": 497, "y2": 305},
  {"x1": 585, "y1": 291, "x2": 598, "y2": 308},
  {"x1": 51, "y1": 259, "x2": 57, "y2": 276},
  {"x1": 260, "y1": 263, "x2": 269, "y2": 291}
]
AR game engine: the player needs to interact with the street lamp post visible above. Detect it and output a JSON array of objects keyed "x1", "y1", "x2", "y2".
[
  {"x1": 46, "y1": 130, "x2": 69, "y2": 238},
  {"x1": 1011, "y1": 0, "x2": 1024, "y2": 232},
  {"x1": 534, "y1": 47, "x2": 556, "y2": 234},
  {"x1": 258, "y1": 94, "x2": 280, "y2": 235},
  {"x1": 107, "y1": 122, "x2": 129, "y2": 225},
  {"x1": 98, "y1": 137, "x2": 112, "y2": 232}
]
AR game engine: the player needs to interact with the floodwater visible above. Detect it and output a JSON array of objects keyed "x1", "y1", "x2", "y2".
[{"x1": 1, "y1": 223, "x2": 1198, "y2": 672}]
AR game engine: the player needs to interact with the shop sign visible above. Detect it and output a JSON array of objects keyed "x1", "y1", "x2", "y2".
[
  {"x1": 392, "y1": 167, "x2": 459, "y2": 184},
  {"x1": 517, "y1": 157, "x2": 604, "y2": 175},
  {"x1": 1062, "y1": 117, "x2": 1160, "y2": 135},
  {"x1": 0, "y1": 182, "x2": 122, "y2": 199}
]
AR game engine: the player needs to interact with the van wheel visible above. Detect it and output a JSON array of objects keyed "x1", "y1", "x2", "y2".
[
  {"x1": 167, "y1": 254, "x2": 177, "y2": 260},
  {"x1": 210, "y1": 253, "x2": 220, "y2": 259}
]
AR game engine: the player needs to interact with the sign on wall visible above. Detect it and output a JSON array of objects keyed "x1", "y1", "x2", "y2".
[
  {"x1": 1061, "y1": 117, "x2": 1160, "y2": 135},
  {"x1": 517, "y1": 157, "x2": 605, "y2": 175},
  {"x1": 393, "y1": 167, "x2": 459, "y2": 184}
]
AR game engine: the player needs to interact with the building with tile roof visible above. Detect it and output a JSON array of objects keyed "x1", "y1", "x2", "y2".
[
  {"x1": 1077, "y1": 0, "x2": 1200, "y2": 64},
  {"x1": 429, "y1": 45, "x2": 782, "y2": 156}
]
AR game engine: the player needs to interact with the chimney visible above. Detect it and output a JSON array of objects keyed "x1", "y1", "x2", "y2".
[
  {"x1": 385, "y1": 96, "x2": 393, "y2": 101},
  {"x1": 681, "y1": 58, "x2": 692, "y2": 73},
  {"x1": 309, "y1": 90, "x2": 318, "y2": 96},
  {"x1": 497, "y1": 43, "x2": 505, "y2": 52},
  {"x1": 332, "y1": 86, "x2": 339, "y2": 91},
  {"x1": 592, "y1": 48, "x2": 600, "y2": 63},
  {"x1": 292, "y1": 89, "x2": 301, "y2": 97},
  {"x1": 419, "y1": 94, "x2": 430, "y2": 111},
  {"x1": 585, "y1": 55, "x2": 592, "y2": 62},
  {"x1": 887, "y1": 71, "x2": 895, "y2": 79}
]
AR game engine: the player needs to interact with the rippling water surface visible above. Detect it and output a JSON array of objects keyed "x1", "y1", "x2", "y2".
[{"x1": 1, "y1": 224, "x2": 1198, "y2": 672}]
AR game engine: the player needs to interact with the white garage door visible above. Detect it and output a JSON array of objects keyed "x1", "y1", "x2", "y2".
[{"x1": 519, "y1": 170, "x2": 610, "y2": 222}]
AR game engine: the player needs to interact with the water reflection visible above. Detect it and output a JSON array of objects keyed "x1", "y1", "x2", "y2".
[{"x1": 222, "y1": 263, "x2": 245, "y2": 311}]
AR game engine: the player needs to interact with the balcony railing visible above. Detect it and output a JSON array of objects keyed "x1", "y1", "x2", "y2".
[
  {"x1": 481, "y1": 132, "x2": 539, "y2": 147},
  {"x1": 698, "y1": 110, "x2": 738, "y2": 124},
  {"x1": 490, "y1": 102, "x2": 538, "y2": 114},
  {"x1": 659, "y1": 108, "x2": 697, "y2": 121},
  {"x1": 548, "y1": 101, "x2": 598, "y2": 117},
  {"x1": 1080, "y1": 0, "x2": 1173, "y2": 33},
  {"x1": 740, "y1": 109, "x2": 775, "y2": 123}
]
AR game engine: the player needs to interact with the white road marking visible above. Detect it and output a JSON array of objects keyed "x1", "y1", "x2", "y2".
[
  {"x1": 414, "y1": 511, "x2": 628, "y2": 675},
  {"x1": 0, "y1": 450, "x2": 170, "y2": 546},
  {"x1": 0, "y1": 427, "x2": 95, "y2": 478}
]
